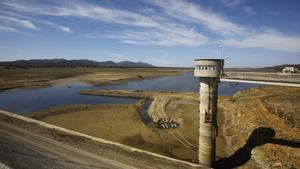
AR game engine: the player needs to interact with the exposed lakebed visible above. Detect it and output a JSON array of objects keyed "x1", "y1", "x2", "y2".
[{"x1": 0, "y1": 72, "x2": 262, "y2": 114}]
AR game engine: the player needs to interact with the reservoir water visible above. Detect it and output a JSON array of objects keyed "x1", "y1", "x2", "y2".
[{"x1": 0, "y1": 72, "x2": 262, "y2": 114}]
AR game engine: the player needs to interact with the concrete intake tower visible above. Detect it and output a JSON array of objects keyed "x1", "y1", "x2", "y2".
[{"x1": 194, "y1": 59, "x2": 224, "y2": 167}]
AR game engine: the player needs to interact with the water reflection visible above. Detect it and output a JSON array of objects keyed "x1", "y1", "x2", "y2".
[{"x1": 0, "y1": 84, "x2": 138, "y2": 114}]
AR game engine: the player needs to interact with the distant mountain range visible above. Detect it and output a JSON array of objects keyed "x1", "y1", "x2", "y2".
[{"x1": 0, "y1": 59, "x2": 154, "y2": 68}]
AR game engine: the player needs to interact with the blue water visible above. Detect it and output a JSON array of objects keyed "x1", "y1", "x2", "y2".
[
  {"x1": 138, "y1": 100, "x2": 153, "y2": 125},
  {"x1": 98, "y1": 72, "x2": 261, "y2": 95},
  {"x1": 0, "y1": 72, "x2": 262, "y2": 114}
]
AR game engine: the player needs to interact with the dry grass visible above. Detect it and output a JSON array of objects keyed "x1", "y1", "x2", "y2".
[
  {"x1": 223, "y1": 86, "x2": 300, "y2": 168},
  {"x1": 28, "y1": 100, "x2": 199, "y2": 161}
]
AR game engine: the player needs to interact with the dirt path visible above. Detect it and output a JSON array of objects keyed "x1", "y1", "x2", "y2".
[{"x1": 155, "y1": 97, "x2": 198, "y2": 151}]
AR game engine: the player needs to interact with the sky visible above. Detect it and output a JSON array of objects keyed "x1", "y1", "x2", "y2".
[{"x1": 0, "y1": 0, "x2": 299, "y2": 67}]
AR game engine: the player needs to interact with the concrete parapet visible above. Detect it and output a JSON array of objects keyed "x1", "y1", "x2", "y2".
[{"x1": 224, "y1": 72, "x2": 300, "y2": 83}]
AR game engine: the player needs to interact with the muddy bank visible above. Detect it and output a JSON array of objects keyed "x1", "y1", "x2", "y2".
[
  {"x1": 79, "y1": 89, "x2": 197, "y2": 99},
  {"x1": 0, "y1": 67, "x2": 187, "y2": 90}
]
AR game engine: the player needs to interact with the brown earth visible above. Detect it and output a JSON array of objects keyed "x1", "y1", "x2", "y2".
[
  {"x1": 29, "y1": 86, "x2": 300, "y2": 168},
  {"x1": 29, "y1": 102, "x2": 199, "y2": 162},
  {"x1": 0, "y1": 67, "x2": 187, "y2": 90},
  {"x1": 29, "y1": 91, "x2": 210, "y2": 163},
  {"x1": 218, "y1": 86, "x2": 300, "y2": 169}
]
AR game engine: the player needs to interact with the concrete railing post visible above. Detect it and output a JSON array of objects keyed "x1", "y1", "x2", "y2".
[{"x1": 194, "y1": 59, "x2": 224, "y2": 167}]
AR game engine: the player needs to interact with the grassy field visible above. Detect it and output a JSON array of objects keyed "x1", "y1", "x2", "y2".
[{"x1": 0, "y1": 67, "x2": 187, "y2": 90}]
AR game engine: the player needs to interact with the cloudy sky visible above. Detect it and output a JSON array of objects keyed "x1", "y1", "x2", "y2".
[{"x1": 0, "y1": 0, "x2": 299, "y2": 67}]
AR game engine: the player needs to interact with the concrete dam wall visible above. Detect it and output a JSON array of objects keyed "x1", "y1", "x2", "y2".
[
  {"x1": 0, "y1": 110, "x2": 206, "y2": 169},
  {"x1": 224, "y1": 72, "x2": 300, "y2": 83}
]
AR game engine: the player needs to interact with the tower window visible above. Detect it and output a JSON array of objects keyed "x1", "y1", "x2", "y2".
[{"x1": 205, "y1": 111, "x2": 211, "y2": 123}]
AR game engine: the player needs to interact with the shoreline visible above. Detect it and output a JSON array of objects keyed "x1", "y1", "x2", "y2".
[{"x1": 0, "y1": 67, "x2": 188, "y2": 91}]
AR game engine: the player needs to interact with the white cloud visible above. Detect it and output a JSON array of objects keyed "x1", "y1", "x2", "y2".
[
  {"x1": 2, "y1": 0, "x2": 207, "y2": 47},
  {"x1": 0, "y1": 24, "x2": 16, "y2": 32},
  {"x1": 1, "y1": 0, "x2": 300, "y2": 53},
  {"x1": 0, "y1": 15, "x2": 38, "y2": 30},
  {"x1": 224, "y1": 32, "x2": 300, "y2": 53},
  {"x1": 58, "y1": 26, "x2": 72, "y2": 33},
  {"x1": 0, "y1": 11, "x2": 72, "y2": 33},
  {"x1": 149, "y1": 0, "x2": 300, "y2": 53},
  {"x1": 149, "y1": 0, "x2": 246, "y2": 36},
  {"x1": 243, "y1": 6, "x2": 256, "y2": 17},
  {"x1": 106, "y1": 29, "x2": 207, "y2": 47},
  {"x1": 0, "y1": 23, "x2": 42, "y2": 37},
  {"x1": 1, "y1": 0, "x2": 159, "y2": 28},
  {"x1": 36, "y1": 19, "x2": 72, "y2": 33},
  {"x1": 221, "y1": 0, "x2": 245, "y2": 7}
]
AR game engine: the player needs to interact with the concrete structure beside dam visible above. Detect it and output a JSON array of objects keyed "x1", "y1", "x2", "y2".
[{"x1": 194, "y1": 59, "x2": 224, "y2": 167}]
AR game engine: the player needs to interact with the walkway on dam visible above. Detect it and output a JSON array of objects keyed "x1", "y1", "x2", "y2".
[
  {"x1": 221, "y1": 78, "x2": 300, "y2": 87},
  {"x1": 0, "y1": 122, "x2": 136, "y2": 169},
  {"x1": 222, "y1": 72, "x2": 300, "y2": 87}
]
